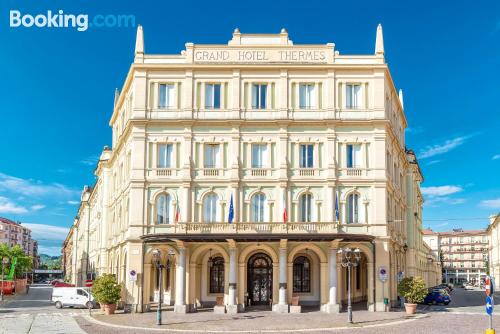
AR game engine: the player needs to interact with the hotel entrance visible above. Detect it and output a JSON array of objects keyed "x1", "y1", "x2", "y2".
[{"x1": 247, "y1": 253, "x2": 273, "y2": 305}]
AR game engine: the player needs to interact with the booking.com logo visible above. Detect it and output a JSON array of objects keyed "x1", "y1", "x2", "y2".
[{"x1": 9, "y1": 10, "x2": 136, "y2": 32}]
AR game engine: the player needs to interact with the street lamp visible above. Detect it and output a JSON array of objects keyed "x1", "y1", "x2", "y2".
[
  {"x1": 152, "y1": 249, "x2": 175, "y2": 326},
  {"x1": 1, "y1": 257, "x2": 9, "y2": 305},
  {"x1": 338, "y1": 248, "x2": 361, "y2": 324}
]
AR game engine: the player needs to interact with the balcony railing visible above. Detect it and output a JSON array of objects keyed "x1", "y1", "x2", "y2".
[{"x1": 151, "y1": 221, "x2": 341, "y2": 235}]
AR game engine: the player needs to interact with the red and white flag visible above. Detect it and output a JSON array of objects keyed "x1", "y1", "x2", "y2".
[
  {"x1": 283, "y1": 198, "x2": 288, "y2": 223},
  {"x1": 175, "y1": 193, "x2": 181, "y2": 223}
]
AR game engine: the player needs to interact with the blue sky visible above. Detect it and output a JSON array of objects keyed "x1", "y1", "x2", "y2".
[{"x1": 0, "y1": 0, "x2": 499, "y2": 255}]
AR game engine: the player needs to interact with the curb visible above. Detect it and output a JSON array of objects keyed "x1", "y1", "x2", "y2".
[{"x1": 81, "y1": 313, "x2": 428, "y2": 333}]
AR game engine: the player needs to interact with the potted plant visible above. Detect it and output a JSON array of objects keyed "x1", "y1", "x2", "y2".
[
  {"x1": 397, "y1": 276, "x2": 427, "y2": 315},
  {"x1": 91, "y1": 274, "x2": 122, "y2": 315}
]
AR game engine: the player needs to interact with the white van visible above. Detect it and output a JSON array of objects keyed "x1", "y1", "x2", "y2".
[{"x1": 52, "y1": 287, "x2": 96, "y2": 309}]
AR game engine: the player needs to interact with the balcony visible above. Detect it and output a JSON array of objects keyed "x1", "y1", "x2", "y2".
[
  {"x1": 290, "y1": 168, "x2": 323, "y2": 178},
  {"x1": 149, "y1": 221, "x2": 340, "y2": 236},
  {"x1": 147, "y1": 168, "x2": 181, "y2": 178},
  {"x1": 194, "y1": 168, "x2": 228, "y2": 178},
  {"x1": 243, "y1": 168, "x2": 276, "y2": 178}
]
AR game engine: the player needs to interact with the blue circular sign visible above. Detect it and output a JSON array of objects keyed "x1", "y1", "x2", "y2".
[{"x1": 486, "y1": 296, "x2": 494, "y2": 315}]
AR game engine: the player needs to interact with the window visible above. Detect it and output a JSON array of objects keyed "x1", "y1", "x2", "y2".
[
  {"x1": 300, "y1": 194, "x2": 312, "y2": 222},
  {"x1": 159, "y1": 84, "x2": 175, "y2": 108},
  {"x1": 346, "y1": 144, "x2": 362, "y2": 168},
  {"x1": 251, "y1": 144, "x2": 267, "y2": 168},
  {"x1": 204, "y1": 144, "x2": 219, "y2": 168},
  {"x1": 205, "y1": 83, "x2": 221, "y2": 109},
  {"x1": 346, "y1": 193, "x2": 360, "y2": 224},
  {"x1": 293, "y1": 256, "x2": 311, "y2": 293},
  {"x1": 209, "y1": 257, "x2": 225, "y2": 293},
  {"x1": 252, "y1": 84, "x2": 267, "y2": 109},
  {"x1": 251, "y1": 193, "x2": 266, "y2": 223},
  {"x1": 156, "y1": 194, "x2": 171, "y2": 224},
  {"x1": 299, "y1": 144, "x2": 314, "y2": 168},
  {"x1": 346, "y1": 84, "x2": 363, "y2": 109},
  {"x1": 158, "y1": 144, "x2": 173, "y2": 168},
  {"x1": 299, "y1": 84, "x2": 316, "y2": 109},
  {"x1": 203, "y1": 193, "x2": 218, "y2": 223}
]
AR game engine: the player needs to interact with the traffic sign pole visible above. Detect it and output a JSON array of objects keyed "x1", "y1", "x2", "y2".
[{"x1": 485, "y1": 276, "x2": 495, "y2": 334}]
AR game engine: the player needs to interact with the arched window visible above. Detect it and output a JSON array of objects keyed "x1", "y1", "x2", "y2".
[
  {"x1": 300, "y1": 193, "x2": 312, "y2": 222},
  {"x1": 209, "y1": 257, "x2": 224, "y2": 293},
  {"x1": 156, "y1": 194, "x2": 172, "y2": 224},
  {"x1": 203, "y1": 193, "x2": 218, "y2": 223},
  {"x1": 293, "y1": 256, "x2": 311, "y2": 293},
  {"x1": 251, "y1": 193, "x2": 266, "y2": 222},
  {"x1": 346, "y1": 193, "x2": 359, "y2": 224}
]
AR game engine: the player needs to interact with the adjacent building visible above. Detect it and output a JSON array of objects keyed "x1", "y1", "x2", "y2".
[
  {"x1": 67, "y1": 25, "x2": 439, "y2": 314},
  {"x1": 0, "y1": 217, "x2": 39, "y2": 268},
  {"x1": 424, "y1": 228, "x2": 488, "y2": 285},
  {"x1": 61, "y1": 226, "x2": 75, "y2": 282},
  {"x1": 487, "y1": 213, "x2": 500, "y2": 289}
]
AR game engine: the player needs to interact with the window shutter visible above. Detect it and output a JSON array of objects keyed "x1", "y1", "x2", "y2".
[
  {"x1": 318, "y1": 83, "x2": 322, "y2": 109},
  {"x1": 196, "y1": 82, "x2": 201, "y2": 109},
  {"x1": 244, "y1": 82, "x2": 249, "y2": 110},
  {"x1": 271, "y1": 82, "x2": 275, "y2": 109},
  {"x1": 177, "y1": 82, "x2": 182, "y2": 109},
  {"x1": 224, "y1": 82, "x2": 229, "y2": 109},
  {"x1": 364, "y1": 82, "x2": 369, "y2": 109},
  {"x1": 291, "y1": 83, "x2": 296, "y2": 109},
  {"x1": 338, "y1": 82, "x2": 343, "y2": 109}
]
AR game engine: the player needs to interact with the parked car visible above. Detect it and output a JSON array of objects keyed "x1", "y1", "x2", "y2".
[
  {"x1": 464, "y1": 283, "x2": 475, "y2": 290},
  {"x1": 52, "y1": 287, "x2": 96, "y2": 309},
  {"x1": 435, "y1": 284, "x2": 451, "y2": 293},
  {"x1": 50, "y1": 279, "x2": 63, "y2": 286},
  {"x1": 423, "y1": 288, "x2": 451, "y2": 305},
  {"x1": 53, "y1": 281, "x2": 75, "y2": 288}
]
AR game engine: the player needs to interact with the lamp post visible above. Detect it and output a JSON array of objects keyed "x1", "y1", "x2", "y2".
[
  {"x1": 152, "y1": 249, "x2": 175, "y2": 326},
  {"x1": 1, "y1": 257, "x2": 9, "y2": 305},
  {"x1": 338, "y1": 248, "x2": 361, "y2": 324}
]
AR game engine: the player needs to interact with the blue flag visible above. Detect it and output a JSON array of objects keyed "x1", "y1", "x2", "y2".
[
  {"x1": 335, "y1": 191, "x2": 339, "y2": 221},
  {"x1": 228, "y1": 194, "x2": 234, "y2": 223}
]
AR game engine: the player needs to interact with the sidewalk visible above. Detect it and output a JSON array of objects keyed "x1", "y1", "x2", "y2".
[{"x1": 85, "y1": 308, "x2": 424, "y2": 332}]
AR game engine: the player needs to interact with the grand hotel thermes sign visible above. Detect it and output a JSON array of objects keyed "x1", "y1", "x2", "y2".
[{"x1": 192, "y1": 48, "x2": 331, "y2": 63}]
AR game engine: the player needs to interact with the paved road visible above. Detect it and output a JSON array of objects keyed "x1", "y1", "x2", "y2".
[
  {"x1": 0, "y1": 284, "x2": 87, "y2": 334},
  {"x1": 420, "y1": 286, "x2": 499, "y2": 313}
]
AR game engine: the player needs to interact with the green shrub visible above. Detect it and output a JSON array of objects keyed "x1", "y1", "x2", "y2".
[
  {"x1": 397, "y1": 276, "x2": 427, "y2": 304},
  {"x1": 91, "y1": 274, "x2": 122, "y2": 305}
]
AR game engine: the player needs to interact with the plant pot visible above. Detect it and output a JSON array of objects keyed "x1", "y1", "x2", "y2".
[
  {"x1": 103, "y1": 304, "x2": 117, "y2": 315},
  {"x1": 100, "y1": 303, "x2": 105, "y2": 312},
  {"x1": 404, "y1": 303, "x2": 417, "y2": 315}
]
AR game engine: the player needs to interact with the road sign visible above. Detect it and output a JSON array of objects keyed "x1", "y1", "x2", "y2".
[
  {"x1": 486, "y1": 276, "x2": 494, "y2": 296},
  {"x1": 486, "y1": 296, "x2": 494, "y2": 315},
  {"x1": 397, "y1": 271, "x2": 405, "y2": 282},
  {"x1": 129, "y1": 269, "x2": 137, "y2": 282},
  {"x1": 378, "y1": 266, "x2": 388, "y2": 282}
]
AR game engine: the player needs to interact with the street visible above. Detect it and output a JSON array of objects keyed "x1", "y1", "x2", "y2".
[
  {"x1": 0, "y1": 284, "x2": 87, "y2": 334},
  {"x1": 1, "y1": 285, "x2": 499, "y2": 333}
]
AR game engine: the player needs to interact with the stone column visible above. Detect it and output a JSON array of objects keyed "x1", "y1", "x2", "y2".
[
  {"x1": 227, "y1": 246, "x2": 240, "y2": 314},
  {"x1": 174, "y1": 247, "x2": 188, "y2": 313},
  {"x1": 322, "y1": 246, "x2": 340, "y2": 313},
  {"x1": 273, "y1": 240, "x2": 289, "y2": 313}
]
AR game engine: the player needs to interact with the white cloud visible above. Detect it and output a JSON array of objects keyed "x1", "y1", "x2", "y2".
[
  {"x1": 421, "y1": 186, "x2": 463, "y2": 197},
  {"x1": 0, "y1": 196, "x2": 27, "y2": 214},
  {"x1": 425, "y1": 160, "x2": 441, "y2": 166},
  {"x1": 67, "y1": 200, "x2": 79, "y2": 205},
  {"x1": 30, "y1": 204, "x2": 45, "y2": 211},
  {"x1": 480, "y1": 198, "x2": 500, "y2": 209},
  {"x1": 0, "y1": 173, "x2": 78, "y2": 199},
  {"x1": 493, "y1": 154, "x2": 500, "y2": 160},
  {"x1": 406, "y1": 126, "x2": 424, "y2": 135},
  {"x1": 80, "y1": 154, "x2": 100, "y2": 166},
  {"x1": 22, "y1": 223, "x2": 69, "y2": 241},
  {"x1": 419, "y1": 135, "x2": 471, "y2": 159}
]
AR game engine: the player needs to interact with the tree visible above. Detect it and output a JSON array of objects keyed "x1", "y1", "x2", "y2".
[
  {"x1": 0, "y1": 244, "x2": 32, "y2": 278},
  {"x1": 397, "y1": 276, "x2": 428, "y2": 304}
]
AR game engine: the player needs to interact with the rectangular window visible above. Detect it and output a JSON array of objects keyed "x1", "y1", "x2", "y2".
[
  {"x1": 252, "y1": 84, "x2": 267, "y2": 109},
  {"x1": 346, "y1": 144, "x2": 362, "y2": 168},
  {"x1": 204, "y1": 144, "x2": 219, "y2": 168},
  {"x1": 159, "y1": 84, "x2": 175, "y2": 108},
  {"x1": 251, "y1": 144, "x2": 267, "y2": 168},
  {"x1": 346, "y1": 84, "x2": 362, "y2": 109},
  {"x1": 299, "y1": 84, "x2": 316, "y2": 109},
  {"x1": 157, "y1": 144, "x2": 173, "y2": 168},
  {"x1": 205, "y1": 83, "x2": 221, "y2": 109},
  {"x1": 299, "y1": 144, "x2": 314, "y2": 168}
]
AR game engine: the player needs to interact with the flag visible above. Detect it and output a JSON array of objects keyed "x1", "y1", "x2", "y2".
[
  {"x1": 228, "y1": 194, "x2": 234, "y2": 224},
  {"x1": 175, "y1": 193, "x2": 181, "y2": 223},
  {"x1": 283, "y1": 197, "x2": 288, "y2": 223},
  {"x1": 334, "y1": 190, "x2": 339, "y2": 222}
]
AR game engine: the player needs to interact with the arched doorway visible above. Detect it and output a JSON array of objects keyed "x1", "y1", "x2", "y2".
[{"x1": 247, "y1": 253, "x2": 273, "y2": 305}]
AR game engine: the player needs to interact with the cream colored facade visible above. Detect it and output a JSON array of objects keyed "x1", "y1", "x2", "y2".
[
  {"x1": 487, "y1": 213, "x2": 500, "y2": 289},
  {"x1": 68, "y1": 25, "x2": 439, "y2": 313}
]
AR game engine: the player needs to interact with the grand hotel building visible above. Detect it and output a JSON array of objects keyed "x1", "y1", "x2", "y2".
[{"x1": 66, "y1": 25, "x2": 440, "y2": 313}]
